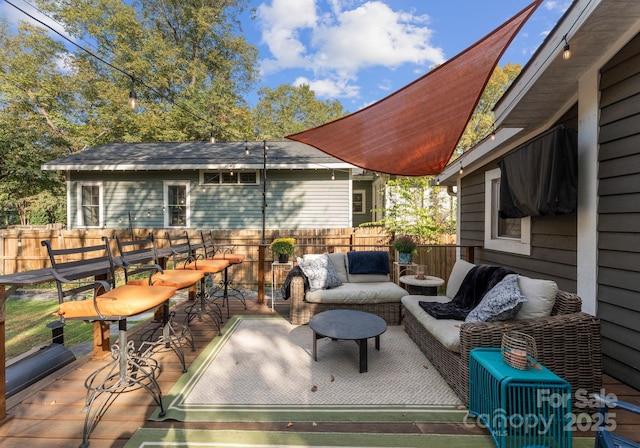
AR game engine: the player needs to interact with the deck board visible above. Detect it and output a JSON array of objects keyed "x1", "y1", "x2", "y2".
[{"x1": 2, "y1": 296, "x2": 639, "y2": 447}]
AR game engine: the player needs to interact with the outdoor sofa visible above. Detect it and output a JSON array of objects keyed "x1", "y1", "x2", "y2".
[
  {"x1": 288, "y1": 251, "x2": 408, "y2": 325},
  {"x1": 401, "y1": 259, "x2": 603, "y2": 408}
]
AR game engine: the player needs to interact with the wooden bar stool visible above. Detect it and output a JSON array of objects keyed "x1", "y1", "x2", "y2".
[{"x1": 42, "y1": 238, "x2": 177, "y2": 448}]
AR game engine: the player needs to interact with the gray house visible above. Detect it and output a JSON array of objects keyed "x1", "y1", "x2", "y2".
[
  {"x1": 41, "y1": 140, "x2": 375, "y2": 231},
  {"x1": 438, "y1": 0, "x2": 640, "y2": 390}
]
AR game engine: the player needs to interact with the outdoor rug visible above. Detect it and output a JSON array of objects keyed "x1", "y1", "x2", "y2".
[
  {"x1": 150, "y1": 315, "x2": 466, "y2": 423},
  {"x1": 125, "y1": 428, "x2": 502, "y2": 448}
]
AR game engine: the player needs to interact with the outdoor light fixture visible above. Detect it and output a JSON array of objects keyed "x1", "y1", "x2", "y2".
[
  {"x1": 128, "y1": 89, "x2": 137, "y2": 110},
  {"x1": 128, "y1": 76, "x2": 137, "y2": 110},
  {"x1": 562, "y1": 35, "x2": 571, "y2": 60}
]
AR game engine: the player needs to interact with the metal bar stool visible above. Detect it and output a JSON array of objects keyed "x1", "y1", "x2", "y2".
[
  {"x1": 114, "y1": 234, "x2": 204, "y2": 370},
  {"x1": 42, "y1": 238, "x2": 177, "y2": 448},
  {"x1": 165, "y1": 232, "x2": 229, "y2": 331},
  {"x1": 200, "y1": 230, "x2": 247, "y2": 318}
]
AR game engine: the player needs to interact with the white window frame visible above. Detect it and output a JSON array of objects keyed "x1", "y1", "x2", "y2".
[
  {"x1": 484, "y1": 168, "x2": 531, "y2": 255},
  {"x1": 163, "y1": 181, "x2": 190, "y2": 228},
  {"x1": 199, "y1": 170, "x2": 259, "y2": 185},
  {"x1": 76, "y1": 182, "x2": 103, "y2": 228},
  {"x1": 352, "y1": 189, "x2": 366, "y2": 215}
]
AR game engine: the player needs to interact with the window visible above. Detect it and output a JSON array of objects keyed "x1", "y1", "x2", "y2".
[
  {"x1": 201, "y1": 170, "x2": 258, "y2": 185},
  {"x1": 484, "y1": 168, "x2": 531, "y2": 255},
  {"x1": 353, "y1": 189, "x2": 366, "y2": 214},
  {"x1": 77, "y1": 182, "x2": 103, "y2": 227},
  {"x1": 164, "y1": 181, "x2": 190, "y2": 228}
]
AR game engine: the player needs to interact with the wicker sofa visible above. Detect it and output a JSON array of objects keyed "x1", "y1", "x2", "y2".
[
  {"x1": 289, "y1": 251, "x2": 408, "y2": 325},
  {"x1": 401, "y1": 259, "x2": 603, "y2": 408}
]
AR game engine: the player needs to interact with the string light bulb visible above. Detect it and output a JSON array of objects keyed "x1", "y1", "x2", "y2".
[
  {"x1": 128, "y1": 76, "x2": 137, "y2": 110},
  {"x1": 245, "y1": 140, "x2": 249, "y2": 156},
  {"x1": 209, "y1": 131, "x2": 216, "y2": 144},
  {"x1": 491, "y1": 122, "x2": 496, "y2": 140},
  {"x1": 562, "y1": 35, "x2": 571, "y2": 60},
  {"x1": 331, "y1": 170, "x2": 335, "y2": 180},
  {"x1": 459, "y1": 163, "x2": 464, "y2": 175},
  {"x1": 128, "y1": 90, "x2": 137, "y2": 110}
]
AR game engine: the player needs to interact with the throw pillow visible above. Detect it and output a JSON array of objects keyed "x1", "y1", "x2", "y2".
[
  {"x1": 465, "y1": 274, "x2": 527, "y2": 323},
  {"x1": 296, "y1": 255, "x2": 342, "y2": 291}
]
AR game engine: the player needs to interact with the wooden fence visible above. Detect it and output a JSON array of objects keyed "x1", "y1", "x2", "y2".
[{"x1": 0, "y1": 227, "x2": 469, "y2": 290}]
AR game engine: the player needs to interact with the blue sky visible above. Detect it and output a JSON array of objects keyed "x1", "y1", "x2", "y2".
[
  {"x1": 243, "y1": 0, "x2": 572, "y2": 110},
  {"x1": 1, "y1": 0, "x2": 572, "y2": 111}
]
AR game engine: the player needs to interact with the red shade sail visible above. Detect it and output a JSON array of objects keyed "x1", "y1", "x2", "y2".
[{"x1": 287, "y1": 1, "x2": 541, "y2": 176}]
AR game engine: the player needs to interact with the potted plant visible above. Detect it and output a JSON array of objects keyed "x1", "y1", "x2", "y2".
[
  {"x1": 270, "y1": 237, "x2": 295, "y2": 263},
  {"x1": 392, "y1": 235, "x2": 417, "y2": 264}
]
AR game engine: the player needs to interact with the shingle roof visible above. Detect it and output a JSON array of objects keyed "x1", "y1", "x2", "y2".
[{"x1": 42, "y1": 140, "x2": 354, "y2": 171}]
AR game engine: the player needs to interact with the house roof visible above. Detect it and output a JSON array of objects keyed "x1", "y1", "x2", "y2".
[
  {"x1": 41, "y1": 140, "x2": 355, "y2": 172},
  {"x1": 438, "y1": 0, "x2": 640, "y2": 185}
]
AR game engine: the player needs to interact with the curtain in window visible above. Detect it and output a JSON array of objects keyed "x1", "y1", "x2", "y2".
[{"x1": 499, "y1": 125, "x2": 578, "y2": 218}]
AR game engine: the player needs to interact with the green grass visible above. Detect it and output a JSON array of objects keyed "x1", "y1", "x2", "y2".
[{"x1": 5, "y1": 296, "x2": 95, "y2": 361}]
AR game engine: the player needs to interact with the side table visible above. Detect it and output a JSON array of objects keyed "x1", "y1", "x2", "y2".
[
  {"x1": 468, "y1": 347, "x2": 572, "y2": 448},
  {"x1": 271, "y1": 261, "x2": 293, "y2": 311},
  {"x1": 392, "y1": 262, "x2": 417, "y2": 284},
  {"x1": 399, "y1": 275, "x2": 444, "y2": 295}
]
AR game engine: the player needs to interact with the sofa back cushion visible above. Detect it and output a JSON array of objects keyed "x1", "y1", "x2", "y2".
[
  {"x1": 515, "y1": 276, "x2": 558, "y2": 319},
  {"x1": 446, "y1": 259, "x2": 476, "y2": 298},
  {"x1": 346, "y1": 251, "x2": 391, "y2": 283},
  {"x1": 327, "y1": 252, "x2": 349, "y2": 284}
]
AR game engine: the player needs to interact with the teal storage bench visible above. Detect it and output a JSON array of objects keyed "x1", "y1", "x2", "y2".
[{"x1": 468, "y1": 347, "x2": 572, "y2": 448}]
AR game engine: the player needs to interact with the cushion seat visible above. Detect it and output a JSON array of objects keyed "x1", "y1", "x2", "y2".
[
  {"x1": 211, "y1": 253, "x2": 245, "y2": 264},
  {"x1": 150, "y1": 269, "x2": 205, "y2": 288},
  {"x1": 305, "y1": 281, "x2": 408, "y2": 304},
  {"x1": 182, "y1": 259, "x2": 230, "y2": 273},
  {"x1": 401, "y1": 295, "x2": 462, "y2": 353},
  {"x1": 59, "y1": 284, "x2": 177, "y2": 319}
]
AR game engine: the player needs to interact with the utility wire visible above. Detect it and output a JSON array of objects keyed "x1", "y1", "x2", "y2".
[{"x1": 3, "y1": 0, "x2": 214, "y2": 129}]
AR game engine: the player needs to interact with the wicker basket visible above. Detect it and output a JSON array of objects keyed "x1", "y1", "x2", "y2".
[{"x1": 501, "y1": 331, "x2": 538, "y2": 370}]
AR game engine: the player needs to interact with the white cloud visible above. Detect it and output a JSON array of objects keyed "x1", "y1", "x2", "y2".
[
  {"x1": 293, "y1": 75, "x2": 360, "y2": 98},
  {"x1": 257, "y1": 0, "x2": 444, "y2": 99},
  {"x1": 544, "y1": 1, "x2": 572, "y2": 13}
]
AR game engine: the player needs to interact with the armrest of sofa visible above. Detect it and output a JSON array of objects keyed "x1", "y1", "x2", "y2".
[
  {"x1": 460, "y1": 311, "x2": 602, "y2": 401},
  {"x1": 290, "y1": 275, "x2": 306, "y2": 303}
]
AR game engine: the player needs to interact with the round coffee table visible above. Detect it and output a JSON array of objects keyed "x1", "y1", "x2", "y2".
[
  {"x1": 399, "y1": 275, "x2": 445, "y2": 296},
  {"x1": 309, "y1": 309, "x2": 387, "y2": 373}
]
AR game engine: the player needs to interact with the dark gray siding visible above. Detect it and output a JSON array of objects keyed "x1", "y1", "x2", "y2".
[
  {"x1": 459, "y1": 163, "x2": 577, "y2": 293},
  {"x1": 352, "y1": 179, "x2": 374, "y2": 227},
  {"x1": 69, "y1": 169, "x2": 351, "y2": 230},
  {"x1": 597, "y1": 32, "x2": 640, "y2": 390}
]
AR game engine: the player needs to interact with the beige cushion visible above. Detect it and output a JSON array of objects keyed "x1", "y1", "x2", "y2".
[
  {"x1": 515, "y1": 276, "x2": 558, "y2": 319},
  {"x1": 304, "y1": 252, "x2": 349, "y2": 284},
  {"x1": 446, "y1": 259, "x2": 476, "y2": 298},
  {"x1": 327, "y1": 252, "x2": 349, "y2": 284},
  {"x1": 401, "y1": 295, "x2": 462, "y2": 353},
  {"x1": 305, "y1": 282, "x2": 408, "y2": 304}
]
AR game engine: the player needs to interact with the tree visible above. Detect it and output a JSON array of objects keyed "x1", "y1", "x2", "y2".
[
  {"x1": 0, "y1": 21, "x2": 72, "y2": 225},
  {"x1": 253, "y1": 84, "x2": 346, "y2": 140},
  {"x1": 456, "y1": 63, "x2": 522, "y2": 154},
  {"x1": 38, "y1": 0, "x2": 259, "y2": 144}
]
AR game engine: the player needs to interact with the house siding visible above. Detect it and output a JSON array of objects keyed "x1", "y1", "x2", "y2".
[
  {"x1": 69, "y1": 169, "x2": 351, "y2": 230},
  {"x1": 459, "y1": 112, "x2": 579, "y2": 293},
  {"x1": 597, "y1": 32, "x2": 640, "y2": 390}
]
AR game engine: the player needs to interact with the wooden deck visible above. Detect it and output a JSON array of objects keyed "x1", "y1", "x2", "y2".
[{"x1": 1, "y1": 296, "x2": 639, "y2": 447}]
